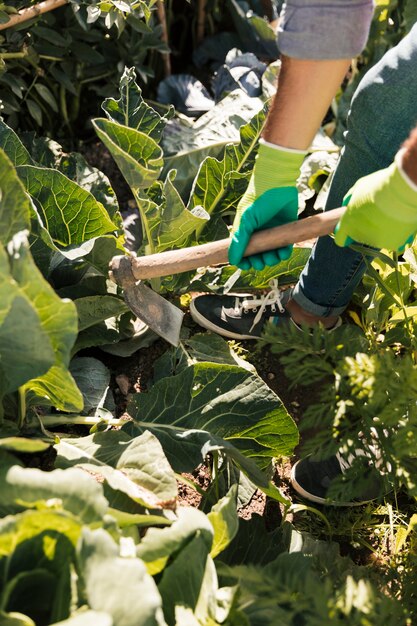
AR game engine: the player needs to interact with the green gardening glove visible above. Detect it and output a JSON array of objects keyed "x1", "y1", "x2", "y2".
[
  {"x1": 334, "y1": 151, "x2": 417, "y2": 251},
  {"x1": 228, "y1": 140, "x2": 306, "y2": 271}
]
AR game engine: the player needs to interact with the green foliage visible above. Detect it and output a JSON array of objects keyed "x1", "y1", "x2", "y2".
[
  {"x1": 0, "y1": 68, "x2": 311, "y2": 624},
  {"x1": 94, "y1": 67, "x2": 272, "y2": 292},
  {"x1": 262, "y1": 244, "x2": 417, "y2": 507},
  {"x1": 222, "y1": 554, "x2": 407, "y2": 625},
  {"x1": 0, "y1": 448, "x2": 170, "y2": 625},
  {"x1": 94, "y1": 68, "x2": 332, "y2": 299},
  {"x1": 1, "y1": 14, "x2": 417, "y2": 626},
  {"x1": 56, "y1": 429, "x2": 179, "y2": 509},
  {"x1": 0, "y1": 0, "x2": 162, "y2": 137},
  {"x1": 128, "y1": 360, "x2": 298, "y2": 471},
  {"x1": 0, "y1": 119, "x2": 141, "y2": 426},
  {"x1": 2, "y1": 430, "x2": 407, "y2": 626}
]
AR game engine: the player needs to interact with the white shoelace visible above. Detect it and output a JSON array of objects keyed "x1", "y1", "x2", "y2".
[{"x1": 230, "y1": 279, "x2": 286, "y2": 333}]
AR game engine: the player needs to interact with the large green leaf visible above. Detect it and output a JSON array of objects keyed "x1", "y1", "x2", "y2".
[
  {"x1": 159, "y1": 171, "x2": 207, "y2": 246},
  {"x1": 73, "y1": 418, "x2": 288, "y2": 504},
  {"x1": 162, "y1": 90, "x2": 264, "y2": 199},
  {"x1": 71, "y1": 318, "x2": 136, "y2": 355},
  {"x1": 51, "y1": 612, "x2": 112, "y2": 626},
  {"x1": 135, "y1": 424, "x2": 288, "y2": 503},
  {"x1": 128, "y1": 362, "x2": 298, "y2": 469},
  {"x1": 102, "y1": 66, "x2": 173, "y2": 140},
  {"x1": 186, "y1": 104, "x2": 267, "y2": 239},
  {"x1": 55, "y1": 429, "x2": 178, "y2": 509},
  {"x1": 137, "y1": 172, "x2": 208, "y2": 255},
  {"x1": 40, "y1": 233, "x2": 125, "y2": 279},
  {"x1": 218, "y1": 520, "x2": 337, "y2": 570},
  {"x1": 219, "y1": 516, "x2": 289, "y2": 567},
  {"x1": 62, "y1": 234, "x2": 126, "y2": 273},
  {"x1": 92, "y1": 118, "x2": 163, "y2": 191},
  {"x1": 0, "y1": 292, "x2": 55, "y2": 398},
  {"x1": 0, "y1": 120, "x2": 32, "y2": 166},
  {"x1": 75, "y1": 296, "x2": 129, "y2": 331},
  {"x1": 59, "y1": 150, "x2": 122, "y2": 226},
  {"x1": 136, "y1": 507, "x2": 213, "y2": 575},
  {"x1": 0, "y1": 506, "x2": 81, "y2": 624},
  {"x1": 0, "y1": 421, "x2": 50, "y2": 453},
  {"x1": 2, "y1": 569, "x2": 65, "y2": 625},
  {"x1": 153, "y1": 332, "x2": 255, "y2": 384},
  {"x1": 158, "y1": 535, "x2": 215, "y2": 626},
  {"x1": 0, "y1": 150, "x2": 31, "y2": 245},
  {"x1": 0, "y1": 453, "x2": 108, "y2": 522},
  {"x1": 208, "y1": 485, "x2": 239, "y2": 559},
  {"x1": 147, "y1": 511, "x2": 223, "y2": 625},
  {"x1": 79, "y1": 528, "x2": 167, "y2": 626},
  {"x1": 0, "y1": 510, "x2": 80, "y2": 561},
  {"x1": 17, "y1": 165, "x2": 119, "y2": 246},
  {"x1": 24, "y1": 364, "x2": 83, "y2": 413},
  {"x1": 4, "y1": 233, "x2": 82, "y2": 412},
  {"x1": 0, "y1": 242, "x2": 56, "y2": 405}
]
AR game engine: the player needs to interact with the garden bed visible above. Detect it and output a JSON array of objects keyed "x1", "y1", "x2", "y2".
[{"x1": 0, "y1": 1, "x2": 417, "y2": 624}]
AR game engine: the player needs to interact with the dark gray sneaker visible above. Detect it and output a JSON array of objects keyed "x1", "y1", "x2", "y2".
[
  {"x1": 190, "y1": 283, "x2": 342, "y2": 340},
  {"x1": 190, "y1": 285, "x2": 297, "y2": 340},
  {"x1": 290, "y1": 453, "x2": 385, "y2": 506}
]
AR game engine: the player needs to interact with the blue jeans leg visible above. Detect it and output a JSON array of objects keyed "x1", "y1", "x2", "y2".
[{"x1": 292, "y1": 23, "x2": 417, "y2": 317}]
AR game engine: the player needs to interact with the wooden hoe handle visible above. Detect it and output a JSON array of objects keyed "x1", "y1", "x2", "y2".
[{"x1": 119, "y1": 207, "x2": 346, "y2": 280}]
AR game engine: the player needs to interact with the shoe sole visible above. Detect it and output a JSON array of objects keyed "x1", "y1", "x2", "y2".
[{"x1": 290, "y1": 460, "x2": 374, "y2": 507}]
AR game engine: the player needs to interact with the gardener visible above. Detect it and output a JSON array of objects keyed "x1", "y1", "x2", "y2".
[{"x1": 190, "y1": 1, "x2": 417, "y2": 505}]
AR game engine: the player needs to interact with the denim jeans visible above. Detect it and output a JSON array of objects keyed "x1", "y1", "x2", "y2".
[{"x1": 292, "y1": 23, "x2": 417, "y2": 317}]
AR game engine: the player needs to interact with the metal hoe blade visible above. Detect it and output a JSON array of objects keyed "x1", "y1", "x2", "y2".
[{"x1": 109, "y1": 256, "x2": 184, "y2": 347}]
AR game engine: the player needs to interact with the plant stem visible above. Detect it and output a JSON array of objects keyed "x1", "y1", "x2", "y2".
[
  {"x1": 0, "y1": 51, "x2": 29, "y2": 59},
  {"x1": 80, "y1": 71, "x2": 114, "y2": 85},
  {"x1": 364, "y1": 259, "x2": 402, "y2": 307},
  {"x1": 21, "y1": 74, "x2": 38, "y2": 105},
  {"x1": 17, "y1": 388, "x2": 26, "y2": 430},
  {"x1": 175, "y1": 472, "x2": 205, "y2": 496},
  {"x1": 156, "y1": 0, "x2": 171, "y2": 77},
  {"x1": 39, "y1": 54, "x2": 64, "y2": 61},
  {"x1": 196, "y1": 0, "x2": 206, "y2": 45},
  {"x1": 0, "y1": 0, "x2": 68, "y2": 31},
  {"x1": 211, "y1": 451, "x2": 220, "y2": 501},
  {"x1": 178, "y1": 340, "x2": 195, "y2": 366},
  {"x1": 132, "y1": 189, "x2": 161, "y2": 291},
  {"x1": 60, "y1": 84, "x2": 71, "y2": 130},
  {"x1": 40, "y1": 414, "x2": 126, "y2": 427},
  {"x1": 393, "y1": 252, "x2": 417, "y2": 355},
  {"x1": 134, "y1": 189, "x2": 154, "y2": 253}
]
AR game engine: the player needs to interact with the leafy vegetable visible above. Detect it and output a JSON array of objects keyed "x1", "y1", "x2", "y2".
[{"x1": 129, "y1": 361, "x2": 298, "y2": 470}]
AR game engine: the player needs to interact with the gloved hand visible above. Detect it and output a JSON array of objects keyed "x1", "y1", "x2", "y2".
[
  {"x1": 335, "y1": 151, "x2": 417, "y2": 251},
  {"x1": 228, "y1": 140, "x2": 306, "y2": 271}
]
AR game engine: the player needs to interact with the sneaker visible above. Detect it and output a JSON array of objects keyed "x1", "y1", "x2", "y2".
[
  {"x1": 190, "y1": 282, "x2": 295, "y2": 340},
  {"x1": 290, "y1": 452, "x2": 385, "y2": 506},
  {"x1": 190, "y1": 281, "x2": 342, "y2": 340}
]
